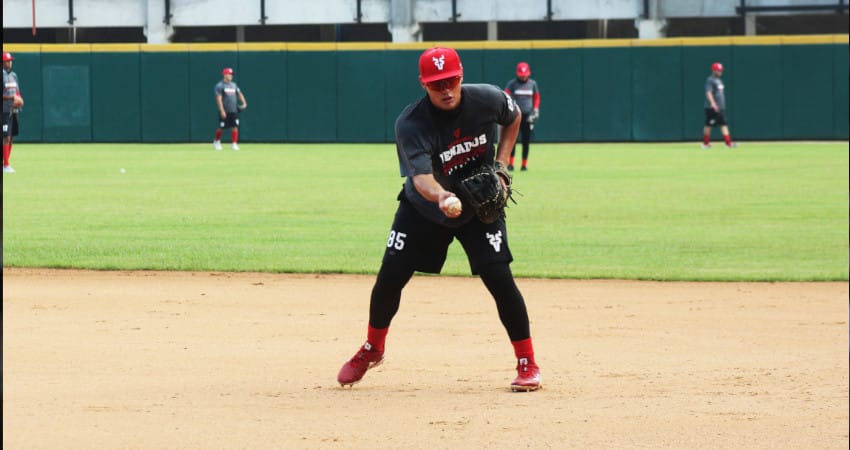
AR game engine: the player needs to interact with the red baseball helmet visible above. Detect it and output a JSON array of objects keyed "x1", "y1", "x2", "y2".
[
  {"x1": 222, "y1": 67, "x2": 234, "y2": 75},
  {"x1": 2, "y1": 52, "x2": 14, "y2": 62},
  {"x1": 419, "y1": 47, "x2": 463, "y2": 83},
  {"x1": 711, "y1": 62, "x2": 723, "y2": 72},
  {"x1": 516, "y1": 62, "x2": 531, "y2": 77}
]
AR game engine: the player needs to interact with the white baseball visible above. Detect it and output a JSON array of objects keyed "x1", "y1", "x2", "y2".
[
  {"x1": 446, "y1": 196, "x2": 462, "y2": 214},
  {"x1": 119, "y1": 168, "x2": 126, "y2": 174}
]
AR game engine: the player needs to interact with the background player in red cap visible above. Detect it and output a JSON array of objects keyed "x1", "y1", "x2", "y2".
[
  {"x1": 504, "y1": 62, "x2": 540, "y2": 171},
  {"x1": 213, "y1": 67, "x2": 247, "y2": 151},
  {"x1": 703, "y1": 62, "x2": 737, "y2": 149},
  {"x1": 3, "y1": 52, "x2": 23, "y2": 173},
  {"x1": 337, "y1": 47, "x2": 543, "y2": 392}
]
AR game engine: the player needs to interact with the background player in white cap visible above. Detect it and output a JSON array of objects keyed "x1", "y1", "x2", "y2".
[
  {"x1": 213, "y1": 67, "x2": 247, "y2": 151},
  {"x1": 337, "y1": 47, "x2": 543, "y2": 392}
]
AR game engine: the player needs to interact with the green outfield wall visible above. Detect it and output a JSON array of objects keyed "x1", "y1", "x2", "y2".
[{"x1": 5, "y1": 36, "x2": 848, "y2": 143}]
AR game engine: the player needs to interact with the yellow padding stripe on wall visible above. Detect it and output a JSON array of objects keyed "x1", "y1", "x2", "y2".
[{"x1": 3, "y1": 34, "x2": 847, "y2": 54}]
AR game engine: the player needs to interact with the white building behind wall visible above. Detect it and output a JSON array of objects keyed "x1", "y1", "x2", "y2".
[{"x1": 2, "y1": 0, "x2": 845, "y2": 43}]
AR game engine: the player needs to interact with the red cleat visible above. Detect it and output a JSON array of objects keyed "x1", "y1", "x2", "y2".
[
  {"x1": 511, "y1": 358, "x2": 542, "y2": 392},
  {"x1": 337, "y1": 342, "x2": 384, "y2": 387}
]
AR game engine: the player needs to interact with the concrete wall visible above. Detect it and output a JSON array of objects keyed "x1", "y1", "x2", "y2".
[
  {"x1": 3, "y1": 0, "x2": 146, "y2": 27},
  {"x1": 3, "y1": 0, "x2": 832, "y2": 29}
]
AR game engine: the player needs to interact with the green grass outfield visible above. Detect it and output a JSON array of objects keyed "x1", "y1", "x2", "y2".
[{"x1": 2, "y1": 141, "x2": 848, "y2": 281}]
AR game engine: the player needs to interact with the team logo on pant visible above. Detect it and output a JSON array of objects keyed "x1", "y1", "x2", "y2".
[{"x1": 486, "y1": 231, "x2": 503, "y2": 252}]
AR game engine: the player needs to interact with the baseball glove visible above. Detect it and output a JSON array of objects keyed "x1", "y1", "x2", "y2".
[{"x1": 455, "y1": 161, "x2": 513, "y2": 224}]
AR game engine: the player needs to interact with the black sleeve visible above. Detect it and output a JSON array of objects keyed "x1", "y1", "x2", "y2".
[
  {"x1": 395, "y1": 112, "x2": 434, "y2": 177},
  {"x1": 494, "y1": 86, "x2": 520, "y2": 126}
]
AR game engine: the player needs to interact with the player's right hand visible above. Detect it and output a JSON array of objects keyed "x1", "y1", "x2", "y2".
[{"x1": 438, "y1": 192, "x2": 462, "y2": 218}]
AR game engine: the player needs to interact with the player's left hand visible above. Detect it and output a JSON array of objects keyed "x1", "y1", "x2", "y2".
[
  {"x1": 528, "y1": 108, "x2": 539, "y2": 124},
  {"x1": 238, "y1": 104, "x2": 247, "y2": 111},
  {"x1": 454, "y1": 162, "x2": 513, "y2": 224}
]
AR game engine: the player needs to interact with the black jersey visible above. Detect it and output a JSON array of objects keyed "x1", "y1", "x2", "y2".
[{"x1": 394, "y1": 83, "x2": 519, "y2": 226}]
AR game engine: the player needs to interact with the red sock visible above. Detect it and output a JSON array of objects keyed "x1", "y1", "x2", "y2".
[
  {"x1": 509, "y1": 156, "x2": 515, "y2": 166},
  {"x1": 231, "y1": 129, "x2": 238, "y2": 144},
  {"x1": 522, "y1": 159, "x2": 528, "y2": 168},
  {"x1": 703, "y1": 134, "x2": 710, "y2": 145},
  {"x1": 723, "y1": 134, "x2": 732, "y2": 145},
  {"x1": 511, "y1": 337, "x2": 535, "y2": 363},
  {"x1": 2, "y1": 143, "x2": 10, "y2": 167},
  {"x1": 214, "y1": 129, "x2": 223, "y2": 141},
  {"x1": 366, "y1": 325, "x2": 389, "y2": 353}
]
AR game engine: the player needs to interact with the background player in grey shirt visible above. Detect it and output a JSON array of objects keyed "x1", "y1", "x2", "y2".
[
  {"x1": 3, "y1": 52, "x2": 23, "y2": 173},
  {"x1": 504, "y1": 62, "x2": 540, "y2": 171},
  {"x1": 703, "y1": 62, "x2": 737, "y2": 149},
  {"x1": 213, "y1": 67, "x2": 247, "y2": 151},
  {"x1": 337, "y1": 47, "x2": 543, "y2": 392}
]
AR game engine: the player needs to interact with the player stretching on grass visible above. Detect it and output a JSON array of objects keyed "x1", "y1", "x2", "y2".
[{"x1": 337, "y1": 47, "x2": 542, "y2": 392}]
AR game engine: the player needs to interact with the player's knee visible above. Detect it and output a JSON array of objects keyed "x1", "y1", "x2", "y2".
[
  {"x1": 374, "y1": 262, "x2": 414, "y2": 292},
  {"x1": 479, "y1": 261, "x2": 511, "y2": 277},
  {"x1": 478, "y1": 263, "x2": 517, "y2": 292}
]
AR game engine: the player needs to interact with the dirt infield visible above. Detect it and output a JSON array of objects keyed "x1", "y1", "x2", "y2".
[{"x1": 3, "y1": 268, "x2": 848, "y2": 449}]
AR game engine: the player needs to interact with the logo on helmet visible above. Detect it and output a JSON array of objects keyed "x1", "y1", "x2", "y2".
[{"x1": 432, "y1": 55, "x2": 445, "y2": 71}]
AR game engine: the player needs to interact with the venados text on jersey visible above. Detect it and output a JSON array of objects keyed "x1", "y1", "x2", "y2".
[{"x1": 439, "y1": 133, "x2": 488, "y2": 164}]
